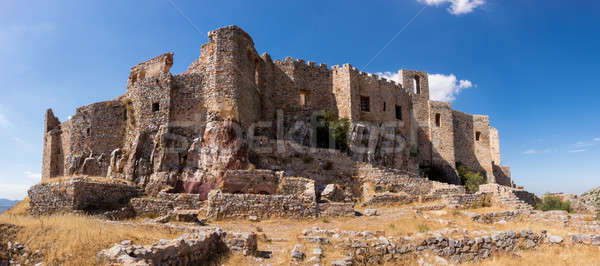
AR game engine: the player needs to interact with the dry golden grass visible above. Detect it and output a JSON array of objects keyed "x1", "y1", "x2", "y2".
[
  {"x1": 465, "y1": 244, "x2": 600, "y2": 266},
  {"x1": 2, "y1": 198, "x2": 596, "y2": 265},
  {"x1": 216, "y1": 203, "x2": 598, "y2": 265},
  {"x1": 0, "y1": 199, "x2": 181, "y2": 266}
]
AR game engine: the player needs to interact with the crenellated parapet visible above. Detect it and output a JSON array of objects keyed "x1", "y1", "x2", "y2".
[{"x1": 40, "y1": 25, "x2": 511, "y2": 192}]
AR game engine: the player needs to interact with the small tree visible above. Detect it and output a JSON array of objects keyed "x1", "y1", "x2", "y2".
[
  {"x1": 535, "y1": 194, "x2": 572, "y2": 212},
  {"x1": 456, "y1": 163, "x2": 487, "y2": 193},
  {"x1": 316, "y1": 111, "x2": 350, "y2": 152}
]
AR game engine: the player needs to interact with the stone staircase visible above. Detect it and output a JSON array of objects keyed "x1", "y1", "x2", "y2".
[
  {"x1": 358, "y1": 164, "x2": 469, "y2": 206},
  {"x1": 479, "y1": 184, "x2": 538, "y2": 210}
]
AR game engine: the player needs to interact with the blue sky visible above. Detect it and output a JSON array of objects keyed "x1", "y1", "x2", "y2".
[{"x1": 0, "y1": 0, "x2": 599, "y2": 200}]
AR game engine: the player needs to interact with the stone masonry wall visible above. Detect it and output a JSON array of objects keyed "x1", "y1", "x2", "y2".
[
  {"x1": 489, "y1": 126, "x2": 501, "y2": 165},
  {"x1": 42, "y1": 109, "x2": 63, "y2": 179},
  {"x1": 220, "y1": 169, "x2": 282, "y2": 195},
  {"x1": 400, "y1": 69, "x2": 431, "y2": 167},
  {"x1": 453, "y1": 111, "x2": 495, "y2": 182},
  {"x1": 429, "y1": 101, "x2": 459, "y2": 184},
  {"x1": 473, "y1": 115, "x2": 495, "y2": 183},
  {"x1": 60, "y1": 100, "x2": 127, "y2": 177},
  {"x1": 28, "y1": 178, "x2": 140, "y2": 215},
  {"x1": 206, "y1": 190, "x2": 319, "y2": 219}
]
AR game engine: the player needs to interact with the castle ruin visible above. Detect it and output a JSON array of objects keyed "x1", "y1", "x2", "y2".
[{"x1": 41, "y1": 25, "x2": 514, "y2": 203}]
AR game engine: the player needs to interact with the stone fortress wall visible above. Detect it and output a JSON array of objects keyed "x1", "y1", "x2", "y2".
[{"x1": 41, "y1": 25, "x2": 514, "y2": 196}]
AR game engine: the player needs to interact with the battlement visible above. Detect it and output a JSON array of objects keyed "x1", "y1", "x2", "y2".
[
  {"x1": 128, "y1": 52, "x2": 173, "y2": 85},
  {"x1": 41, "y1": 25, "x2": 511, "y2": 193}
]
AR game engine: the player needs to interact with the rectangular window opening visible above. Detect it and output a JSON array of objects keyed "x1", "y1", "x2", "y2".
[
  {"x1": 395, "y1": 105, "x2": 402, "y2": 120},
  {"x1": 360, "y1": 96, "x2": 370, "y2": 112},
  {"x1": 152, "y1": 102, "x2": 160, "y2": 112},
  {"x1": 475, "y1": 131, "x2": 481, "y2": 141},
  {"x1": 299, "y1": 91, "x2": 308, "y2": 106},
  {"x1": 435, "y1": 113, "x2": 441, "y2": 127}
]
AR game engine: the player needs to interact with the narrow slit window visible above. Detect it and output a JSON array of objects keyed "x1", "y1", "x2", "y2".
[
  {"x1": 299, "y1": 91, "x2": 308, "y2": 106},
  {"x1": 152, "y1": 102, "x2": 160, "y2": 112},
  {"x1": 360, "y1": 96, "x2": 370, "y2": 112},
  {"x1": 413, "y1": 76, "x2": 421, "y2": 94},
  {"x1": 395, "y1": 105, "x2": 402, "y2": 120},
  {"x1": 435, "y1": 113, "x2": 441, "y2": 127},
  {"x1": 383, "y1": 102, "x2": 386, "y2": 112},
  {"x1": 475, "y1": 131, "x2": 481, "y2": 141}
]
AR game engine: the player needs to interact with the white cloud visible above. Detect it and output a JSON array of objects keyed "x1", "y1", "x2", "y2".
[
  {"x1": 568, "y1": 149, "x2": 587, "y2": 153},
  {"x1": 428, "y1": 74, "x2": 473, "y2": 102},
  {"x1": 24, "y1": 171, "x2": 41, "y2": 180},
  {"x1": 594, "y1": 138, "x2": 600, "y2": 142},
  {"x1": 522, "y1": 149, "x2": 537, "y2": 155},
  {"x1": 377, "y1": 71, "x2": 400, "y2": 82},
  {"x1": 376, "y1": 71, "x2": 473, "y2": 102},
  {"x1": 418, "y1": 0, "x2": 485, "y2": 15}
]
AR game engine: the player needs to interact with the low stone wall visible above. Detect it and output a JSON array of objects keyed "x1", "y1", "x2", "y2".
[
  {"x1": 206, "y1": 190, "x2": 319, "y2": 219},
  {"x1": 570, "y1": 234, "x2": 600, "y2": 246},
  {"x1": 527, "y1": 210, "x2": 600, "y2": 233},
  {"x1": 468, "y1": 210, "x2": 523, "y2": 224},
  {"x1": 97, "y1": 230, "x2": 254, "y2": 265},
  {"x1": 345, "y1": 229, "x2": 548, "y2": 264},
  {"x1": 220, "y1": 169, "x2": 282, "y2": 195},
  {"x1": 130, "y1": 193, "x2": 205, "y2": 217},
  {"x1": 362, "y1": 193, "x2": 417, "y2": 206},
  {"x1": 318, "y1": 203, "x2": 356, "y2": 217},
  {"x1": 442, "y1": 193, "x2": 490, "y2": 209},
  {"x1": 157, "y1": 192, "x2": 204, "y2": 210},
  {"x1": 277, "y1": 177, "x2": 315, "y2": 196},
  {"x1": 28, "y1": 177, "x2": 140, "y2": 215},
  {"x1": 130, "y1": 198, "x2": 174, "y2": 217}
]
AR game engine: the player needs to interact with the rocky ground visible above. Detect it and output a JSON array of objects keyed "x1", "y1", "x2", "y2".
[{"x1": 3, "y1": 199, "x2": 600, "y2": 266}]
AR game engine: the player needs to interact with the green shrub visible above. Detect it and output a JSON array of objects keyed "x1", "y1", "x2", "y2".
[
  {"x1": 316, "y1": 111, "x2": 350, "y2": 152},
  {"x1": 456, "y1": 163, "x2": 486, "y2": 193},
  {"x1": 535, "y1": 194, "x2": 572, "y2": 212}
]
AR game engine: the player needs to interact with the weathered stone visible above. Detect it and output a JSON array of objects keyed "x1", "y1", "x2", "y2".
[
  {"x1": 28, "y1": 177, "x2": 139, "y2": 215},
  {"x1": 549, "y1": 235, "x2": 563, "y2": 244},
  {"x1": 321, "y1": 184, "x2": 345, "y2": 202},
  {"x1": 290, "y1": 244, "x2": 305, "y2": 261}
]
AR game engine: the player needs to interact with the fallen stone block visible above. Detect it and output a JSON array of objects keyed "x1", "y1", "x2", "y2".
[{"x1": 364, "y1": 209, "x2": 378, "y2": 216}]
